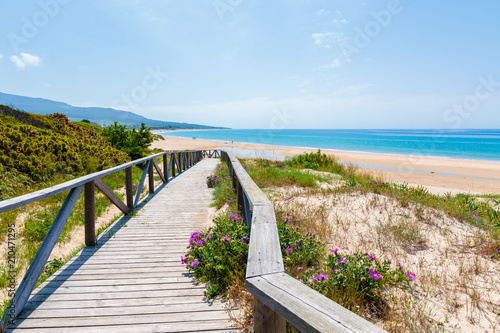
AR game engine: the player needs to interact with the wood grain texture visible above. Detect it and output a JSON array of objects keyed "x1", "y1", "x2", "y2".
[
  {"x1": 6, "y1": 159, "x2": 235, "y2": 333},
  {"x1": 246, "y1": 205, "x2": 284, "y2": 279},
  {"x1": 247, "y1": 274, "x2": 386, "y2": 333}
]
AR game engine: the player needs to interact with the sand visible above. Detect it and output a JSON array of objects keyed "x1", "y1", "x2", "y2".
[{"x1": 150, "y1": 136, "x2": 500, "y2": 195}]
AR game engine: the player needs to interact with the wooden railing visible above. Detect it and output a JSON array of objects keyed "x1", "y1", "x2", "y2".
[
  {"x1": 220, "y1": 151, "x2": 386, "y2": 333},
  {"x1": 0, "y1": 149, "x2": 218, "y2": 331}
]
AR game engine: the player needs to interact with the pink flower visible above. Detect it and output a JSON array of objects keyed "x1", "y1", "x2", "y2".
[
  {"x1": 297, "y1": 267, "x2": 304, "y2": 271},
  {"x1": 330, "y1": 248, "x2": 338, "y2": 253},
  {"x1": 369, "y1": 270, "x2": 381, "y2": 280},
  {"x1": 406, "y1": 271, "x2": 416, "y2": 280},
  {"x1": 285, "y1": 248, "x2": 293, "y2": 253}
]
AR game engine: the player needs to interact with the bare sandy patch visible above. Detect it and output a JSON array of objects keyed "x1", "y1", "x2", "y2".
[{"x1": 267, "y1": 185, "x2": 500, "y2": 332}]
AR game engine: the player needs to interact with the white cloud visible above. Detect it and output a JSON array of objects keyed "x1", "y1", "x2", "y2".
[
  {"x1": 10, "y1": 53, "x2": 42, "y2": 70},
  {"x1": 320, "y1": 59, "x2": 341, "y2": 69},
  {"x1": 316, "y1": 9, "x2": 329, "y2": 15},
  {"x1": 333, "y1": 83, "x2": 374, "y2": 95},
  {"x1": 0, "y1": 54, "x2": 3, "y2": 60},
  {"x1": 312, "y1": 32, "x2": 345, "y2": 47},
  {"x1": 332, "y1": 19, "x2": 349, "y2": 24}
]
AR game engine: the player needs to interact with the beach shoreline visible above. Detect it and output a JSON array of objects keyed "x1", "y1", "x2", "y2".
[{"x1": 150, "y1": 136, "x2": 500, "y2": 195}]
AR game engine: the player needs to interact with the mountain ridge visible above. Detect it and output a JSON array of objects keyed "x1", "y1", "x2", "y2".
[{"x1": 0, "y1": 92, "x2": 226, "y2": 129}]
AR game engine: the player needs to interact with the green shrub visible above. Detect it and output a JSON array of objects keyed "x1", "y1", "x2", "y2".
[
  {"x1": 101, "y1": 122, "x2": 154, "y2": 160},
  {"x1": 206, "y1": 174, "x2": 222, "y2": 188}
]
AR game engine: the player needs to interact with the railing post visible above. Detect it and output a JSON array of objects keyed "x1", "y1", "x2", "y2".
[
  {"x1": 254, "y1": 298, "x2": 286, "y2": 333},
  {"x1": 84, "y1": 181, "x2": 96, "y2": 246},
  {"x1": 163, "y1": 153, "x2": 169, "y2": 182},
  {"x1": 125, "y1": 167, "x2": 133, "y2": 210},
  {"x1": 236, "y1": 179, "x2": 244, "y2": 216},
  {"x1": 171, "y1": 154, "x2": 176, "y2": 177},
  {"x1": 148, "y1": 159, "x2": 155, "y2": 193}
]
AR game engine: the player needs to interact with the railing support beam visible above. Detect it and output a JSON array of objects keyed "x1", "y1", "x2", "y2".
[
  {"x1": 125, "y1": 167, "x2": 133, "y2": 210},
  {"x1": 148, "y1": 160, "x2": 155, "y2": 193},
  {"x1": 84, "y1": 181, "x2": 96, "y2": 246},
  {"x1": 0, "y1": 186, "x2": 83, "y2": 331},
  {"x1": 254, "y1": 298, "x2": 286, "y2": 333}
]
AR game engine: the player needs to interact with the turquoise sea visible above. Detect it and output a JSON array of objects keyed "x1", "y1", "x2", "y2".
[{"x1": 160, "y1": 129, "x2": 500, "y2": 162}]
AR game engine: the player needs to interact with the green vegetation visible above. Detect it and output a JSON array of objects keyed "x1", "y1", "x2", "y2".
[
  {"x1": 186, "y1": 153, "x2": 499, "y2": 331},
  {"x1": 246, "y1": 158, "x2": 328, "y2": 188},
  {"x1": 183, "y1": 160, "x2": 418, "y2": 331},
  {"x1": 0, "y1": 106, "x2": 159, "y2": 318},
  {"x1": 0, "y1": 105, "x2": 129, "y2": 188},
  {"x1": 101, "y1": 122, "x2": 160, "y2": 160}
]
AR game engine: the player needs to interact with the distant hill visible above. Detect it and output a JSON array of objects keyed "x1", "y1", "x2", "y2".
[{"x1": 0, "y1": 92, "x2": 225, "y2": 130}]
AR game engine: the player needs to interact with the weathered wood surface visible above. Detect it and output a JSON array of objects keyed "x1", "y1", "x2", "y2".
[
  {"x1": 246, "y1": 274, "x2": 386, "y2": 333},
  {"x1": 7, "y1": 159, "x2": 236, "y2": 333},
  {"x1": 246, "y1": 205, "x2": 284, "y2": 279}
]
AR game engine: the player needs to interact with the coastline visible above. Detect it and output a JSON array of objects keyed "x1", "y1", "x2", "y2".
[{"x1": 150, "y1": 136, "x2": 500, "y2": 195}]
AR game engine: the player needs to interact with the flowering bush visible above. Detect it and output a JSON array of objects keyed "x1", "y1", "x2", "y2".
[
  {"x1": 257, "y1": 158, "x2": 286, "y2": 169},
  {"x1": 206, "y1": 174, "x2": 221, "y2": 188},
  {"x1": 295, "y1": 250, "x2": 414, "y2": 314},
  {"x1": 182, "y1": 213, "x2": 250, "y2": 298},
  {"x1": 277, "y1": 221, "x2": 324, "y2": 271}
]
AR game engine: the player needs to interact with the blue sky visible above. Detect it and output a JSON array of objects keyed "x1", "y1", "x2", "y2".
[{"x1": 1, "y1": 0, "x2": 499, "y2": 129}]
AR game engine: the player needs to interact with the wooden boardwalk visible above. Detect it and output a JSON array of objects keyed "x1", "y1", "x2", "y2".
[{"x1": 8, "y1": 158, "x2": 237, "y2": 333}]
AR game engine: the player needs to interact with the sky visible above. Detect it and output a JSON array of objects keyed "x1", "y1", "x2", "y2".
[{"x1": 1, "y1": 0, "x2": 499, "y2": 129}]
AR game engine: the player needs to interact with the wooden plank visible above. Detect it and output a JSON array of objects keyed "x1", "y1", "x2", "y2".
[
  {"x1": 94, "y1": 178, "x2": 130, "y2": 215},
  {"x1": 10, "y1": 310, "x2": 230, "y2": 328},
  {"x1": 246, "y1": 273, "x2": 386, "y2": 333},
  {"x1": 246, "y1": 205, "x2": 284, "y2": 278},
  {"x1": 1, "y1": 186, "x2": 84, "y2": 330},
  {"x1": 125, "y1": 167, "x2": 133, "y2": 209},
  {"x1": 23, "y1": 296, "x2": 213, "y2": 310},
  {"x1": 7, "y1": 320, "x2": 233, "y2": 333},
  {"x1": 84, "y1": 181, "x2": 96, "y2": 246},
  {"x1": 18, "y1": 302, "x2": 229, "y2": 319}
]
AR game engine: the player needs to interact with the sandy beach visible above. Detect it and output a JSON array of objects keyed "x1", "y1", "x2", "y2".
[{"x1": 150, "y1": 136, "x2": 500, "y2": 195}]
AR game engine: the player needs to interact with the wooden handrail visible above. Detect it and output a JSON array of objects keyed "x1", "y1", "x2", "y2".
[
  {"x1": 220, "y1": 151, "x2": 386, "y2": 333},
  {"x1": 0, "y1": 149, "x2": 218, "y2": 332}
]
